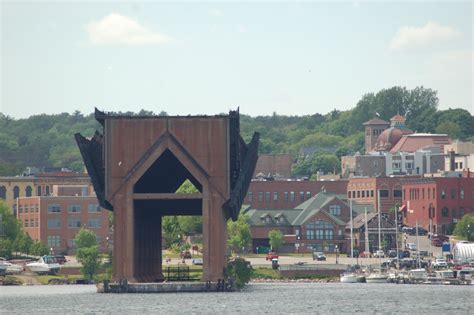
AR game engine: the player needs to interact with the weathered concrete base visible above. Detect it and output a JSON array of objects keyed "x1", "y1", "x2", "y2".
[{"x1": 97, "y1": 280, "x2": 235, "y2": 293}]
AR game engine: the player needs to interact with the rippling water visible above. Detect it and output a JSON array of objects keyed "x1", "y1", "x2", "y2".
[{"x1": 0, "y1": 283, "x2": 473, "y2": 314}]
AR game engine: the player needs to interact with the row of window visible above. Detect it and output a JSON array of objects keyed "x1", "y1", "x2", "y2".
[
  {"x1": 304, "y1": 220, "x2": 342, "y2": 240},
  {"x1": 440, "y1": 207, "x2": 466, "y2": 218},
  {"x1": 18, "y1": 204, "x2": 39, "y2": 214},
  {"x1": 0, "y1": 185, "x2": 49, "y2": 200},
  {"x1": 47, "y1": 218, "x2": 102, "y2": 229},
  {"x1": 47, "y1": 204, "x2": 101, "y2": 213},
  {"x1": 347, "y1": 189, "x2": 402, "y2": 199},
  {"x1": 248, "y1": 191, "x2": 313, "y2": 203},
  {"x1": 48, "y1": 236, "x2": 103, "y2": 248},
  {"x1": 406, "y1": 188, "x2": 473, "y2": 201},
  {"x1": 23, "y1": 218, "x2": 39, "y2": 228}
]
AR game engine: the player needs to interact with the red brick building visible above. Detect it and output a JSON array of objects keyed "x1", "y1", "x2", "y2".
[
  {"x1": 346, "y1": 176, "x2": 420, "y2": 214},
  {"x1": 401, "y1": 177, "x2": 474, "y2": 234},
  {"x1": 245, "y1": 179, "x2": 348, "y2": 209},
  {"x1": 17, "y1": 185, "x2": 110, "y2": 254}
]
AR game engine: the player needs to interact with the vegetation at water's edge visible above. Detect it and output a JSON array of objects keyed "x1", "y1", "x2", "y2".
[{"x1": 1, "y1": 86, "x2": 472, "y2": 177}]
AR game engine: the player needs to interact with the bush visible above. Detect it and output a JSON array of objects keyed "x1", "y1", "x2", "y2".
[{"x1": 225, "y1": 257, "x2": 252, "y2": 290}]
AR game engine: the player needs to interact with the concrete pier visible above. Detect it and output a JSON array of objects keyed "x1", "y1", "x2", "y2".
[{"x1": 97, "y1": 280, "x2": 235, "y2": 293}]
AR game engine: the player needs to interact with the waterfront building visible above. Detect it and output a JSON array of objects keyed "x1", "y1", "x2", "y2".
[
  {"x1": 401, "y1": 176, "x2": 474, "y2": 234},
  {"x1": 17, "y1": 184, "x2": 110, "y2": 254},
  {"x1": 254, "y1": 153, "x2": 293, "y2": 179}
]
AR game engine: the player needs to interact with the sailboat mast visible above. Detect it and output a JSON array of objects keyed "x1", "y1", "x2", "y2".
[
  {"x1": 350, "y1": 199, "x2": 354, "y2": 259},
  {"x1": 365, "y1": 207, "x2": 369, "y2": 253},
  {"x1": 377, "y1": 189, "x2": 382, "y2": 251}
]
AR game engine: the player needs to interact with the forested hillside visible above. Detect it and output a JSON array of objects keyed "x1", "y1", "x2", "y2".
[{"x1": 1, "y1": 86, "x2": 473, "y2": 177}]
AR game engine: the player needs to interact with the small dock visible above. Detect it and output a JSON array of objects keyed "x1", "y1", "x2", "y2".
[{"x1": 97, "y1": 280, "x2": 235, "y2": 293}]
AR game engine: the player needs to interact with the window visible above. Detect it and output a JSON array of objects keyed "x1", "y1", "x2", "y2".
[
  {"x1": 19, "y1": 205, "x2": 23, "y2": 214},
  {"x1": 35, "y1": 218, "x2": 39, "y2": 227},
  {"x1": 392, "y1": 162, "x2": 401, "y2": 169},
  {"x1": 30, "y1": 219, "x2": 34, "y2": 227},
  {"x1": 48, "y1": 204, "x2": 61, "y2": 213},
  {"x1": 88, "y1": 218, "x2": 101, "y2": 228},
  {"x1": 273, "y1": 192, "x2": 278, "y2": 201},
  {"x1": 290, "y1": 191, "x2": 295, "y2": 202},
  {"x1": 306, "y1": 220, "x2": 334, "y2": 240},
  {"x1": 329, "y1": 205, "x2": 341, "y2": 216},
  {"x1": 394, "y1": 189, "x2": 402, "y2": 198},
  {"x1": 47, "y1": 219, "x2": 61, "y2": 229},
  {"x1": 300, "y1": 191, "x2": 305, "y2": 202},
  {"x1": 258, "y1": 192, "x2": 263, "y2": 202},
  {"x1": 247, "y1": 192, "x2": 253, "y2": 202},
  {"x1": 352, "y1": 191, "x2": 356, "y2": 198},
  {"x1": 24, "y1": 220, "x2": 28, "y2": 228},
  {"x1": 371, "y1": 190, "x2": 374, "y2": 198},
  {"x1": 357, "y1": 191, "x2": 360, "y2": 198},
  {"x1": 0, "y1": 186, "x2": 6, "y2": 199},
  {"x1": 68, "y1": 204, "x2": 81, "y2": 213},
  {"x1": 459, "y1": 208, "x2": 465, "y2": 217},
  {"x1": 362, "y1": 191, "x2": 365, "y2": 198},
  {"x1": 379, "y1": 190, "x2": 389, "y2": 198},
  {"x1": 265, "y1": 192, "x2": 271, "y2": 202},
  {"x1": 25, "y1": 186, "x2": 32, "y2": 197},
  {"x1": 45, "y1": 186, "x2": 50, "y2": 196},
  {"x1": 284, "y1": 192, "x2": 289, "y2": 202},
  {"x1": 405, "y1": 162, "x2": 413, "y2": 169},
  {"x1": 460, "y1": 189, "x2": 464, "y2": 200},
  {"x1": 13, "y1": 186, "x2": 20, "y2": 199},
  {"x1": 347, "y1": 191, "x2": 351, "y2": 198},
  {"x1": 306, "y1": 191, "x2": 311, "y2": 199},
  {"x1": 441, "y1": 207, "x2": 449, "y2": 217},
  {"x1": 68, "y1": 219, "x2": 81, "y2": 228},
  {"x1": 37, "y1": 186, "x2": 42, "y2": 196},
  {"x1": 88, "y1": 204, "x2": 101, "y2": 213},
  {"x1": 24, "y1": 205, "x2": 29, "y2": 213},
  {"x1": 47, "y1": 235, "x2": 61, "y2": 248},
  {"x1": 451, "y1": 189, "x2": 456, "y2": 199},
  {"x1": 441, "y1": 190, "x2": 446, "y2": 199}
]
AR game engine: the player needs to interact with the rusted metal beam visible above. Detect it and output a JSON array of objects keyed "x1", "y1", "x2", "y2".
[{"x1": 133, "y1": 193, "x2": 203, "y2": 200}]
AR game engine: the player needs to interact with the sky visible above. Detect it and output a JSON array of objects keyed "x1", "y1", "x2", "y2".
[{"x1": 1, "y1": 1, "x2": 473, "y2": 119}]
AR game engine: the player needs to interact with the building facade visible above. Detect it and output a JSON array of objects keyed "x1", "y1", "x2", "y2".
[
  {"x1": 401, "y1": 177, "x2": 474, "y2": 234},
  {"x1": 17, "y1": 185, "x2": 110, "y2": 254},
  {"x1": 245, "y1": 179, "x2": 348, "y2": 209},
  {"x1": 363, "y1": 117, "x2": 390, "y2": 153},
  {"x1": 254, "y1": 154, "x2": 293, "y2": 179}
]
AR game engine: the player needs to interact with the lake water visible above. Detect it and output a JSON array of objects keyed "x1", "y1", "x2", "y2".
[{"x1": 0, "y1": 283, "x2": 473, "y2": 314}]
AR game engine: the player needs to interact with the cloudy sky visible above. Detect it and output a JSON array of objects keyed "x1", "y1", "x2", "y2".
[{"x1": 1, "y1": 1, "x2": 472, "y2": 118}]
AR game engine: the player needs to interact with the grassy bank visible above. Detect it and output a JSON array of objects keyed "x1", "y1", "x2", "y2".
[{"x1": 251, "y1": 267, "x2": 338, "y2": 282}]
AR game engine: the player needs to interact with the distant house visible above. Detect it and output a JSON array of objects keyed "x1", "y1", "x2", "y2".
[
  {"x1": 244, "y1": 191, "x2": 372, "y2": 254},
  {"x1": 253, "y1": 154, "x2": 294, "y2": 179}
]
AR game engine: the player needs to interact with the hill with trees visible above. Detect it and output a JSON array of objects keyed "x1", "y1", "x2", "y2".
[{"x1": 0, "y1": 86, "x2": 472, "y2": 177}]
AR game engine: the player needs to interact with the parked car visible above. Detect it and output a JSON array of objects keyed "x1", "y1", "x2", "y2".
[
  {"x1": 312, "y1": 252, "x2": 326, "y2": 261},
  {"x1": 266, "y1": 251, "x2": 279, "y2": 261},
  {"x1": 431, "y1": 238, "x2": 443, "y2": 247},
  {"x1": 432, "y1": 257, "x2": 448, "y2": 268},
  {"x1": 191, "y1": 258, "x2": 203, "y2": 265},
  {"x1": 373, "y1": 250, "x2": 385, "y2": 258},
  {"x1": 347, "y1": 249, "x2": 360, "y2": 258},
  {"x1": 399, "y1": 250, "x2": 410, "y2": 258},
  {"x1": 406, "y1": 243, "x2": 417, "y2": 251},
  {"x1": 387, "y1": 250, "x2": 397, "y2": 258}
]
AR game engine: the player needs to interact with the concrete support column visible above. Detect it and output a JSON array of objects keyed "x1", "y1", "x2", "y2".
[{"x1": 112, "y1": 192, "x2": 135, "y2": 282}]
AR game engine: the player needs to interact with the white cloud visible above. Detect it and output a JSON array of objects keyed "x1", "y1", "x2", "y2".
[
  {"x1": 390, "y1": 21, "x2": 461, "y2": 51},
  {"x1": 210, "y1": 8, "x2": 223, "y2": 17},
  {"x1": 85, "y1": 13, "x2": 172, "y2": 45}
]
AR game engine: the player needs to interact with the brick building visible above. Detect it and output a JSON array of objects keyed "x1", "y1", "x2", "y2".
[
  {"x1": 346, "y1": 176, "x2": 420, "y2": 214},
  {"x1": 17, "y1": 185, "x2": 110, "y2": 254},
  {"x1": 401, "y1": 177, "x2": 474, "y2": 234},
  {"x1": 245, "y1": 179, "x2": 348, "y2": 209},
  {"x1": 0, "y1": 171, "x2": 91, "y2": 214}
]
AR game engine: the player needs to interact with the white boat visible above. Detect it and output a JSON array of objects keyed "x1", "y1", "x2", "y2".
[
  {"x1": 4, "y1": 262, "x2": 23, "y2": 274},
  {"x1": 366, "y1": 272, "x2": 388, "y2": 283},
  {"x1": 26, "y1": 256, "x2": 60, "y2": 275},
  {"x1": 340, "y1": 273, "x2": 366, "y2": 283}
]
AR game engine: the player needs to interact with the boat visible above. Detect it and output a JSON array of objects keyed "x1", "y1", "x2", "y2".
[
  {"x1": 4, "y1": 262, "x2": 23, "y2": 274},
  {"x1": 340, "y1": 273, "x2": 366, "y2": 283},
  {"x1": 407, "y1": 268, "x2": 427, "y2": 284},
  {"x1": 365, "y1": 271, "x2": 388, "y2": 283},
  {"x1": 26, "y1": 255, "x2": 60, "y2": 275}
]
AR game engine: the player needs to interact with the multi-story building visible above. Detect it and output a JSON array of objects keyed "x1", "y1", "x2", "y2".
[
  {"x1": 245, "y1": 179, "x2": 348, "y2": 209},
  {"x1": 17, "y1": 185, "x2": 110, "y2": 254},
  {"x1": 401, "y1": 176, "x2": 474, "y2": 234},
  {"x1": 0, "y1": 171, "x2": 92, "y2": 214},
  {"x1": 346, "y1": 176, "x2": 419, "y2": 214},
  {"x1": 363, "y1": 117, "x2": 390, "y2": 153}
]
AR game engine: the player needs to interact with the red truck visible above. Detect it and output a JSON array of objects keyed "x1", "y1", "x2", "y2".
[{"x1": 266, "y1": 251, "x2": 278, "y2": 261}]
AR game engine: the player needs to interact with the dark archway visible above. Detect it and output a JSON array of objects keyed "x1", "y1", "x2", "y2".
[
  {"x1": 26, "y1": 186, "x2": 32, "y2": 197},
  {"x1": 13, "y1": 186, "x2": 20, "y2": 199},
  {"x1": 0, "y1": 186, "x2": 6, "y2": 199}
]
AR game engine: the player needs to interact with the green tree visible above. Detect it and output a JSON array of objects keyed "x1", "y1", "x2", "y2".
[
  {"x1": 0, "y1": 239, "x2": 13, "y2": 259},
  {"x1": 74, "y1": 229, "x2": 100, "y2": 280},
  {"x1": 17, "y1": 233, "x2": 33, "y2": 256},
  {"x1": 30, "y1": 240, "x2": 49, "y2": 256},
  {"x1": 453, "y1": 214, "x2": 474, "y2": 241},
  {"x1": 0, "y1": 201, "x2": 21, "y2": 240},
  {"x1": 227, "y1": 213, "x2": 252, "y2": 254},
  {"x1": 268, "y1": 230, "x2": 283, "y2": 252},
  {"x1": 436, "y1": 121, "x2": 462, "y2": 140},
  {"x1": 162, "y1": 216, "x2": 183, "y2": 247}
]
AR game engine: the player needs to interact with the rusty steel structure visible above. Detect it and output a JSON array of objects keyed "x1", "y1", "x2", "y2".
[{"x1": 75, "y1": 108, "x2": 259, "y2": 283}]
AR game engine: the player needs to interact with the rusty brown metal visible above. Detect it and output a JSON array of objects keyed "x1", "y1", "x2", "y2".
[{"x1": 75, "y1": 109, "x2": 258, "y2": 283}]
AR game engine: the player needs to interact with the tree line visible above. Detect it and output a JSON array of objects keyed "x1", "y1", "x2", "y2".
[{"x1": 0, "y1": 86, "x2": 472, "y2": 177}]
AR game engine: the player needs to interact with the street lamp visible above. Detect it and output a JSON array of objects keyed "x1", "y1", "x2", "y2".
[
  {"x1": 50, "y1": 247, "x2": 53, "y2": 256},
  {"x1": 335, "y1": 245, "x2": 339, "y2": 264},
  {"x1": 467, "y1": 224, "x2": 471, "y2": 242}
]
